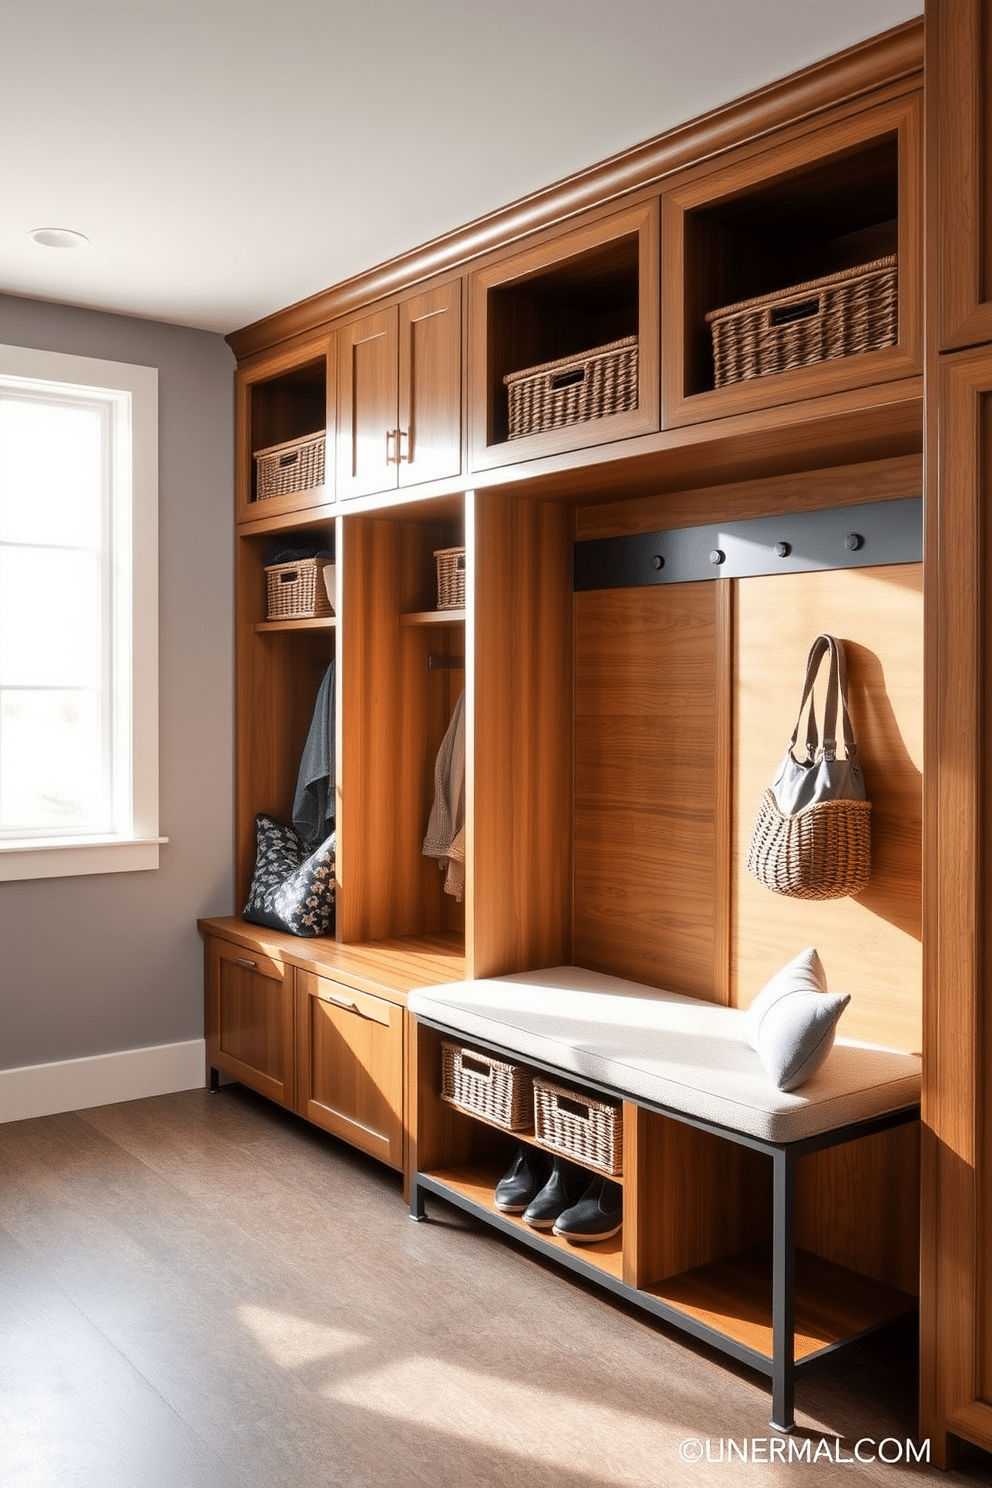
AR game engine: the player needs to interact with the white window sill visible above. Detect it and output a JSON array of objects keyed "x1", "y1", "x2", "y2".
[{"x1": 0, "y1": 836, "x2": 169, "y2": 882}]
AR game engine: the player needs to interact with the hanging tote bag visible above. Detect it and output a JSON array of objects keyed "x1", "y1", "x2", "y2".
[{"x1": 746, "y1": 634, "x2": 871, "y2": 900}]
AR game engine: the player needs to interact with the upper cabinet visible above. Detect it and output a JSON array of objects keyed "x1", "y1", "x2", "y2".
[
  {"x1": 661, "y1": 92, "x2": 922, "y2": 426},
  {"x1": 927, "y1": 0, "x2": 992, "y2": 350},
  {"x1": 468, "y1": 203, "x2": 660, "y2": 471},
  {"x1": 336, "y1": 281, "x2": 462, "y2": 500},
  {"x1": 237, "y1": 339, "x2": 333, "y2": 526}
]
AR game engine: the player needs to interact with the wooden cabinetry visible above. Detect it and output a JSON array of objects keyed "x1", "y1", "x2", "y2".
[
  {"x1": 661, "y1": 91, "x2": 921, "y2": 426},
  {"x1": 927, "y1": 0, "x2": 992, "y2": 350},
  {"x1": 296, "y1": 969, "x2": 404, "y2": 1169},
  {"x1": 204, "y1": 934, "x2": 295, "y2": 1108},
  {"x1": 207, "y1": 18, "x2": 936, "y2": 1435},
  {"x1": 237, "y1": 341, "x2": 332, "y2": 526},
  {"x1": 921, "y1": 1, "x2": 992, "y2": 1465},
  {"x1": 469, "y1": 203, "x2": 659, "y2": 470},
  {"x1": 337, "y1": 281, "x2": 462, "y2": 500}
]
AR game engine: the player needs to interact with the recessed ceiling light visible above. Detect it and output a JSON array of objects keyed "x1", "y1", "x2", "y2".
[{"x1": 29, "y1": 227, "x2": 89, "y2": 249}]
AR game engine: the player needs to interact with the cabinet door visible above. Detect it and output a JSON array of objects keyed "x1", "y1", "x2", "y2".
[
  {"x1": 921, "y1": 345, "x2": 992, "y2": 1463},
  {"x1": 397, "y1": 281, "x2": 462, "y2": 488},
  {"x1": 296, "y1": 970, "x2": 404, "y2": 1170},
  {"x1": 928, "y1": 0, "x2": 992, "y2": 350},
  {"x1": 337, "y1": 307, "x2": 399, "y2": 499},
  {"x1": 204, "y1": 936, "x2": 295, "y2": 1108}
]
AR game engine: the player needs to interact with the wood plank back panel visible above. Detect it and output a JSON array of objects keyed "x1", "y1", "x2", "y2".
[
  {"x1": 733, "y1": 563, "x2": 923, "y2": 1052},
  {"x1": 469, "y1": 494, "x2": 573, "y2": 977},
  {"x1": 573, "y1": 581, "x2": 719, "y2": 997},
  {"x1": 797, "y1": 1125, "x2": 920, "y2": 1295},
  {"x1": 624, "y1": 1105, "x2": 771, "y2": 1289}
]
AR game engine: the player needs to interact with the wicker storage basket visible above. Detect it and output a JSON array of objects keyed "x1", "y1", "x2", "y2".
[
  {"x1": 434, "y1": 547, "x2": 466, "y2": 610},
  {"x1": 441, "y1": 1042, "x2": 533, "y2": 1132},
  {"x1": 533, "y1": 1077, "x2": 623, "y2": 1176},
  {"x1": 254, "y1": 430, "x2": 326, "y2": 501},
  {"x1": 705, "y1": 256, "x2": 897, "y2": 387},
  {"x1": 265, "y1": 556, "x2": 334, "y2": 621},
  {"x1": 746, "y1": 788, "x2": 872, "y2": 901},
  {"x1": 504, "y1": 335, "x2": 638, "y2": 439}
]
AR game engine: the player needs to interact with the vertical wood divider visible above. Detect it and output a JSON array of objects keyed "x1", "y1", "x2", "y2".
[{"x1": 714, "y1": 579, "x2": 735, "y2": 1005}]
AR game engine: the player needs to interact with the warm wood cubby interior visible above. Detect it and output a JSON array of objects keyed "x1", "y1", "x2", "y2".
[
  {"x1": 486, "y1": 233, "x2": 640, "y2": 445},
  {"x1": 248, "y1": 357, "x2": 327, "y2": 504},
  {"x1": 684, "y1": 135, "x2": 900, "y2": 396}
]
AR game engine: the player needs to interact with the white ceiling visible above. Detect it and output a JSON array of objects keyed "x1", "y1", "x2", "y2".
[{"x1": 1, "y1": 0, "x2": 923, "y2": 338}]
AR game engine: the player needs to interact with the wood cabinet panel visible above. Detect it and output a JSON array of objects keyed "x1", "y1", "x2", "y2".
[
  {"x1": 469, "y1": 493, "x2": 573, "y2": 977},
  {"x1": 573, "y1": 582, "x2": 719, "y2": 998},
  {"x1": 336, "y1": 308, "x2": 398, "y2": 500},
  {"x1": 398, "y1": 282, "x2": 462, "y2": 488},
  {"x1": 337, "y1": 283, "x2": 461, "y2": 500},
  {"x1": 204, "y1": 935, "x2": 295, "y2": 1108},
  {"x1": 733, "y1": 564, "x2": 923, "y2": 1053},
  {"x1": 920, "y1": 346, "x2": 992, "y2": 1460},
  {"x1": 296, "y1": 969, "x2": 404, "y2": 1170},
  {"x1": 927, "y1": 0, "x2": 992, "y2": 350}
]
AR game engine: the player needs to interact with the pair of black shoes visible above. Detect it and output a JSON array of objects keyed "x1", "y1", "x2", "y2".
[{"x1": 494, "y1": 1147, "x2": 623, "y2": 1243}]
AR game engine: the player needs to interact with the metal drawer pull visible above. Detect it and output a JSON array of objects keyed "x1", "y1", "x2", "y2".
[
  {"x1": 234, "y1": 957, "x2": 257, "y2": 970},
  {"x1": 323, "y1": 991, "x2": 358, "y2": 1011}
]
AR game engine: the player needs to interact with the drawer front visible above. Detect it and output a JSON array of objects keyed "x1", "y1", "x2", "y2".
[
  {"x1": 205, "y1": 937, "x2": 294, "y2": 1107},
  {"x1": 298, "y1": 973, "x2": 404, "y2": 1170}
]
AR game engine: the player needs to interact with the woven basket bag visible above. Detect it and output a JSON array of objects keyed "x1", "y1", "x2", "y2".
[{"x1": 746, "y1": 635, "x2": 871, "y2": 901}]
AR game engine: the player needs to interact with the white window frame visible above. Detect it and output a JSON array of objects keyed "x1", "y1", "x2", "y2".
[{"x1": 0, "y1": 343, "x2": 163, "y2": 881}]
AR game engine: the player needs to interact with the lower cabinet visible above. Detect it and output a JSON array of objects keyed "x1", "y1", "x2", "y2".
[
  {"x1": 204, "y1": 934, "x2": 295, "y2": 1108},
  {"x1": 296, "y1": 968, "x2": 405, "y2": 1171},
  {"x1": 202, "y1": 930, "x2": 406, "y2": 1174}
]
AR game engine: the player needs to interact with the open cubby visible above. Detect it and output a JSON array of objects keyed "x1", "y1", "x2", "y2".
[
  {"x1": 470, "y1": 202, "x2": 659, "y2": 466},
  {"x1": 487, "y1": 234, "x2": 640, "y2": 445},
  {"x1": 249, "y1": 357, "x2": 327, "y2": 505},
  {"x1": 337, "y1": 504, "x2": 466, "y2": 949},
  {"x1": 683, "y1": 135, "x2": 900, "y2": 397}
]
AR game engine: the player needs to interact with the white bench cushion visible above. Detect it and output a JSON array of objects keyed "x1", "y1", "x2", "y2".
[{"x1": 408, "y1": 965, "x2": 921, "y2": 1144}]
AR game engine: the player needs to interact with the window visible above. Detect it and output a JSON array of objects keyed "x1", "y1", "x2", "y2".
[{"x1": 0, "y1": 343, "x2": 161, "y2": 880}]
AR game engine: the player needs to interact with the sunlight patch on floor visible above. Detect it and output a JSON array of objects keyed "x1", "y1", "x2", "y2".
[
  {"x1": 324, "y1": 1354, "x2": 675, "y2": 1482},
  {"x1": 238, "y1": 1304, "x2": 367, "y2": 1369}
]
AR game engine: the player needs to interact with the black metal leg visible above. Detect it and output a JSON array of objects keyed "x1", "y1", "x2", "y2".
[
  {"x1": 409, "y1": 1177, "x2": 426, "y2": 1221},
  {"x1": 208, "y1": 1066, "x2": 220, "y2": 1093},
  {"x1": 770, "y1": 1146, "x2": 797, "y2": 1432}
]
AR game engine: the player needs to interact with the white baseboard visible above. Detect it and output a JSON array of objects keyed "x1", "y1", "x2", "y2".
[{"x1": 0, "y1": 1039, "x2": 207, "y2": 1123}]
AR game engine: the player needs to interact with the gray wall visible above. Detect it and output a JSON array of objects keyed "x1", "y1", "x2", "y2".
[{"x1": 0, "y1": 294, "x2": 234, "y2": 1069}]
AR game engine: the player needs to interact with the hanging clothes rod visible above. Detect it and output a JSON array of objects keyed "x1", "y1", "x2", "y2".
[{"x1": 428, "y1": 654, "x2": 465, "y2": 670}]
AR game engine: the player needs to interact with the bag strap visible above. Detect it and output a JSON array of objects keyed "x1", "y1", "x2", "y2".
[{"x1": 789, "y1": 635, "x2": 859, "y2": 763}]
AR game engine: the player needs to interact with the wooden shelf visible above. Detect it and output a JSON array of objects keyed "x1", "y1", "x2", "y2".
[
  {"x1": 254, "y1": 616, "x2": 336, "y2": 633},
  {"x1": 436, "y1": 1103, "x2": 624, "y2": 1183},
  {"x1": 423, "y1": 1159, "x2": 624, "y2": 1279},
  {"x1": 646, "y1": 1245, "x2": 916, "y2": 1363},
  {"x1": 400, "y1": 609, "x2": 466, "y2": 625}
]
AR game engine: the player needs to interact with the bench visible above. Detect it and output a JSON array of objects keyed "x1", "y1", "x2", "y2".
[{"x1": 408, "y1": 964, "x2": 921, "y2": 1430}]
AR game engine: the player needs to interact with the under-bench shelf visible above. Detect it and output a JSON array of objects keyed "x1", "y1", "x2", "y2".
[{"x1": 407, "y1": 976, "x2": 920, "y2": 1434}]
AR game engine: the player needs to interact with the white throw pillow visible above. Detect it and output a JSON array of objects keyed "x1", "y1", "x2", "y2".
[{"x1": 744, "y1": 948, "x2": 850, "y2": 1091}]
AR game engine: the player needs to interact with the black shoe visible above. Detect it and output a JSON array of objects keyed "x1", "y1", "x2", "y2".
[
  {"x1": 522, "y1": 1156, "x2": 588, "y2": 1229},
  {"x1": 494, "y1": 1146, "x2": 549, "y2": 1213},
  {"x1": 553, "y1": 1176, "x2": 623, "y2": 1243}
]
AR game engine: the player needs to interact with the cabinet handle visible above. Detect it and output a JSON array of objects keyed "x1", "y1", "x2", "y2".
[
  {"x1": 322, "y1": 990, "x2": 357, "y2": 1011},
  {"x1": 397, "y1": 428, "x2": 409, "y2": 462},
  {"x1": 386, "y1": 428, "x2": 398, "y2": 464},
  {"x1": 233, "y1": 957, "x2": 257, "y2": 970}
]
